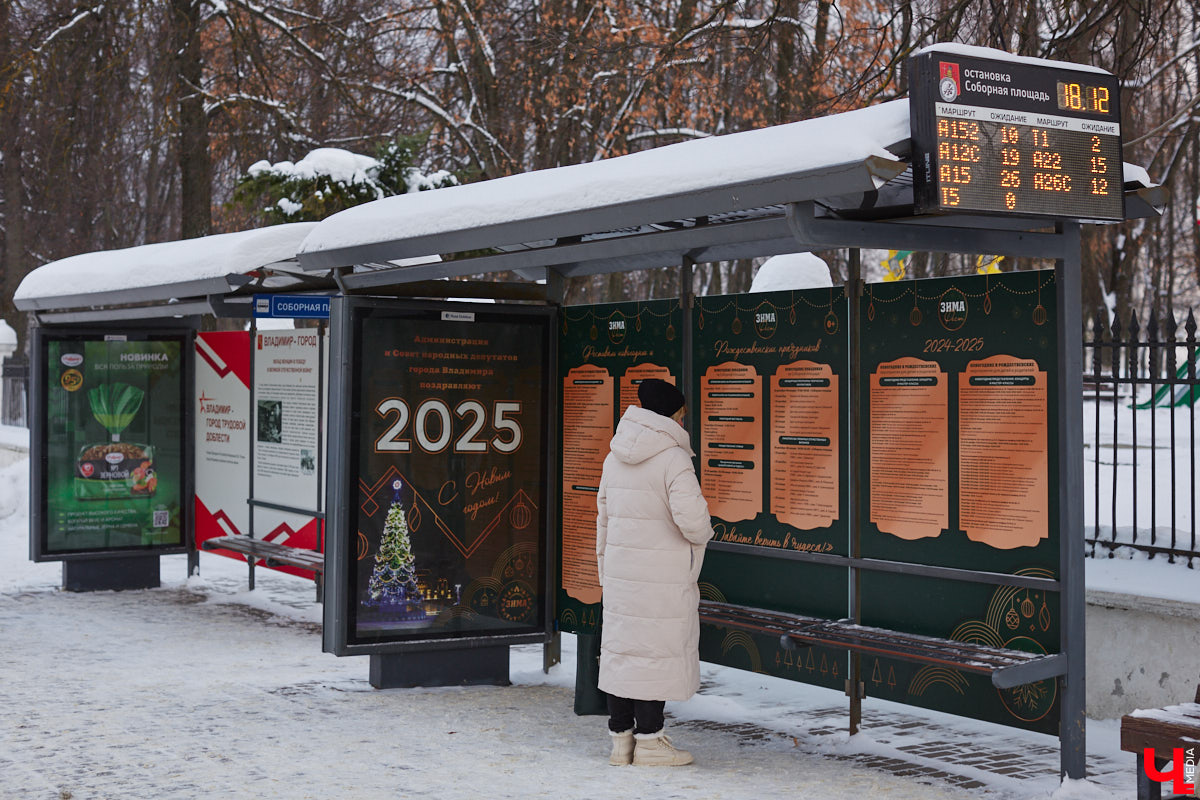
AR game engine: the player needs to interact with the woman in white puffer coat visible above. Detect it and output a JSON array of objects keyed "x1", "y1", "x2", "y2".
[{"x1": 596, "y1": 378, "x2": 714, "y2": 767}]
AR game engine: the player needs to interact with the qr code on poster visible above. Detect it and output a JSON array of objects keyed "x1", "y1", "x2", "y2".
[{"x1": 153, "y1": 510, "x2": 169, "y2": 528}]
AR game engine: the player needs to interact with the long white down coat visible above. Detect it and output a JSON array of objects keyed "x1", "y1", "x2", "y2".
[{"x1": 596, "y1": 405, "x2": 714, "y2": 702}]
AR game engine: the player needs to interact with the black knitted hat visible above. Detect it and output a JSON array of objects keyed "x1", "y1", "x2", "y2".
[{"x1": 638, "y1": 378, "x2": 685, "y2": 418}]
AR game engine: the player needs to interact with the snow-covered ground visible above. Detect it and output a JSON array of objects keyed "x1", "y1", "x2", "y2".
[
  {"x1": 0, "y1": 453, "x2": 1151, "y2": 799},
  {"x1": 0, "y1": 422, "x2": 29, "y2": 450}
]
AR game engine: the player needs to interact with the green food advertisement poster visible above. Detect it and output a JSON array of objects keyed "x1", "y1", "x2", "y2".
[
  {"x1": 859, "y1": 269, "x2": 1059, "y2": 732},
  {"x1": 347, "y1": 304, "x2": 550, "y2": 646},
  {"x1": 39, "y1": 334, "x2": 186, "y2": 556},
  {"x1": 556, "y1": 299, "x2": 683, "y2": 635}
]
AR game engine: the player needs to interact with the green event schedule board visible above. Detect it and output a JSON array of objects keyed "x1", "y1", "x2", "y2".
[
  {"x1": 32, "y1": 330, "x2": 188, "y2": 560},
  {"x1": 692, "y1": 288, "x2": 849, "y2": 690},
  {"x1": 557, "y1": 299, "x2": 684, "y2": 635},
  {"x1": 859, "y1": 269, "x2": 1060, "y2": 732}
]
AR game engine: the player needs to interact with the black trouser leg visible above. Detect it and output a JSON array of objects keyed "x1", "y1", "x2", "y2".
[
  {"x1": 632, "y1": 699, "x2": 665, "y2": 735},
  {"x1": 607, "y1": 695, "x2": 666, "y2": 735},
  {"x1": 607, "y1": 694, "x2": 635, "y2": 733}
]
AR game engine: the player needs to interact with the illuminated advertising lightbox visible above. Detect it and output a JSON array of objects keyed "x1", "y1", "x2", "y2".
[
  {"x1": 910, "y1": 49, "x2": 1123, "y2": 221},
  {"x1": 32, "y1": 329, "x2": 189, "y2": 560},
  {"x1": 326, "y1": 301, "x2": 552, "y2": 653}
]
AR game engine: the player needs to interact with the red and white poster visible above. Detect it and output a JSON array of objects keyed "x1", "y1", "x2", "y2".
[
  {"x1": 194, "y1": 331, "x2": 252, "y2": 556},
  {"x1": 194, "y1": 330, "x2": 326, "y2": 577}
]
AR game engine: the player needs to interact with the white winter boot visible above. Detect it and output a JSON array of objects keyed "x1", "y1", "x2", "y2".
[
  {"x1": 632, "y1": 730, "x2": 694, "y2": 766},
  {"x1": 609, "y1": 728, "x2": 634, "y2": 766}
]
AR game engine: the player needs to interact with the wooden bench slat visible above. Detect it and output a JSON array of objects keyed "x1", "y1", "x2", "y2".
[
  {"x1": 1130, "y1": 704, "x2": 1200, "y2": 724},
  {"x1": 1122, "y1": 719, "x2": 1200, "y2": 742},
  {"x1": 201, "y1": 535, "x2": 324, "y2": 573},
  {"x1": 1118, "y1": 693, "x2": 1200, "y2": 797},
  {"x1": 1120, "y1": 701, "x2": 1200, "y2": 774},
  {"x1": 1121, "y1": 727, "x2": 1200, "y2": 755},
  {"x1": 699, "y1": 599, "x2": 1057, "y2": 683}
]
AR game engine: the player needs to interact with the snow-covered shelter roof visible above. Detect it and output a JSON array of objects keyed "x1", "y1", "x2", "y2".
[
  {"x1": 14, "y1": 223, "x2": 319, "y2": 316},
  {"x1": 297, "y1": 92, "x2": 1162, "y2": 286},
  {"x1": 298, "y1": 101, "x2": 913, "y2": 281}
]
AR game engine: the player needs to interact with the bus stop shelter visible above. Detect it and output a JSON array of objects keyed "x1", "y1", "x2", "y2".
[
  {"x1": 15, "y1": 44, "x2": 1167, "y2": 782},
  {"x1": 290, "y1": 49, "x2": 1162, "y2": 781}
]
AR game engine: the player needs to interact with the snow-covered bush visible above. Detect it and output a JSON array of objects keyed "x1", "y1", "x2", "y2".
[{"x1": 234, "y1": 136, "x2": 458, "y2": 224}]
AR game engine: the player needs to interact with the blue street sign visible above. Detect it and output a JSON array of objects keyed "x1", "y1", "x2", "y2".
[{"x1": 253, "y1": 294, "x2": 331, "y2": 319}]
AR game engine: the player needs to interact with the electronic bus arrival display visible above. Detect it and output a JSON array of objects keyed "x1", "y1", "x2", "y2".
[{"x1": 910, "y1": 49, "x2": 1123, "y2": 221}]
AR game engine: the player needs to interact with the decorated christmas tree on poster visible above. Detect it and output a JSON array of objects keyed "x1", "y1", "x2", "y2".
[{"x1": 367, "y1": 480, "x2": 424, "y2": 611}]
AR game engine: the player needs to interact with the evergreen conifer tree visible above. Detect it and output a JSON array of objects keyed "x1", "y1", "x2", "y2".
[{"x1": 233, "y1": 135, "x2": 458, "y2": 225}]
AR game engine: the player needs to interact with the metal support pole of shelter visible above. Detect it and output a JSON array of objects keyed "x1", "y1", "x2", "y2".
[
  {"x1": 544, "y1": 288, "x2": 563, "y2": 673},
  {"x1": 1056, "y1": 221, "x2": 1086, "y2": 780},
  {"x1": 315, "y1": 319, "x2": 326, "y2": 604},
  {"x1": 846, "y1": 247, "x2": 863, "y2": 735},
  {"x1": 681, "y1": 255, "x2": 696, "y2": 414},
  {"x1": 187, "y1": 329, "x2": 201, "y2": 578},
  {"x1": 247, "y1": 315, "x2": 257, "y2": 591},
  {"x1": 545, "y1": 268, "x2": 566, "y2": 673}
]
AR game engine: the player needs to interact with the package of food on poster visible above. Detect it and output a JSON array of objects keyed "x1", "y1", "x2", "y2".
[
  {"x1": 344, "y1": 303, "x2": 551, "y2": 645},
  {"x1": 33, "y1": 331, "x2": 187, "y2": 559}
]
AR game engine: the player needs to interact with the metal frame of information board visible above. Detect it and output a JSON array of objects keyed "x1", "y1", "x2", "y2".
[
  {"x1": 647, "y1": 208, "x2": 1084, "y2": 774},
  {"x1": 322, "y1": 297, "x2": 558, "y2": 659},
  {"x1": 787, "y1": 207, "x2": 1085, "y2": 774},
  {"x1": 29, "y1": 324, "x2": 195, "y2": 564}
]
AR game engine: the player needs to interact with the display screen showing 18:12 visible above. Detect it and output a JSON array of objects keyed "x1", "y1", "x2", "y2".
[{"x1": 910, "y1": 50, "x2": 1124, "y2": 221}]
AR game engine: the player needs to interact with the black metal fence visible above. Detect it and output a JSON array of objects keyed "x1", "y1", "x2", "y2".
[
  {"x1": 1, "y1": 356, "x2": 27, "y2": 428},
  {"x1": 1085, "y1": 309, "x2": 1198, "y2": 567}
]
